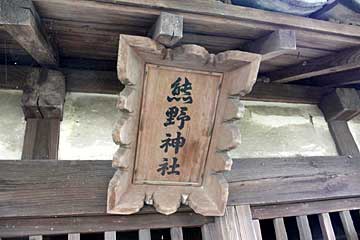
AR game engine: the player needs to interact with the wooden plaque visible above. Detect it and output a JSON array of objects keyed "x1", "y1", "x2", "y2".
[{"x1": 108, "y1": 35, "x2": 261, "y2": 216}]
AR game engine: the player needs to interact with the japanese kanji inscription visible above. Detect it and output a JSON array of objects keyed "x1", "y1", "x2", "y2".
[{"x1": 108, "y1": 35, "x2": 261, "y2": 216}]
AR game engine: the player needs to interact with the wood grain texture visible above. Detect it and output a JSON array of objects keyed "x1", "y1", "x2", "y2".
[
  {"x1": 170, "y1": 227, "x2": 184, "y2": 240},
  {"x1": 328, "y1": 121, "x2": 360, "y2": 156},
  {"x1": 21, "y1": 68, "x2": 66, "y2": 119},
  {"x1": 296, "y1": 216, "x2": 312, "y2": 240},
  {"x1": 0, "y1": 212, "x2": 211, "y2": 237},
  {"x1": 139, "y1": 229, "x2": 151, "y2": 240},
  {"x1": 252, "y1": 197, "x2": 360, "y2": 220},
  {"x1": 269, "y1": 47, "x2": 360, "y2": 83},
  {"x1": 235, "y1": 205, "x2": 257, "y2": 240},
  {"x1": 109, "y1": 34, "x2": 260, "y2": 216},
  {"x1": 320, "y1": 88, "x2": 360, "y2": 121},
  {"x1": 339, "y1": 210, "x2": 359, "y2": 240},
  {"x1": 274, "y1": 218, "x2": 288, "y2": 240},
  {"x1": 1, "y1": 0, "x2": 58, "y2": 66},
  {"x1": 242, "y1": 29, "x2": 296, "y2": 61},
  {"x1": 68, "y1": 234, "x2": 80, "y2": 240},
  {"x1": 253, "y1": 220, "x2": 262, "y2": 240},
  {"x1": 318, "y1": 213, "x2": 336, "y2": 240},
  {"x1": 22, "y1": 118, "x2": 60, "y2": 160},
  {"x1": 151, "y1": 12, "x2": 183, "y2": 47},
  {"x1": 201, "y1": 222, "x2": 221, "y2": 240}
]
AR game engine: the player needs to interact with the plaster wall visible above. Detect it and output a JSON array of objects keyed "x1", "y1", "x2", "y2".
[{"x1": 0, "y1": 90, "x2": 26, "y2": 159}]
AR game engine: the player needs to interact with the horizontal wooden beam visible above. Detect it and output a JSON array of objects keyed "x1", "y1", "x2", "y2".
[
  {"x1": 0, "y1": 65, "x2": 330, "y2": 103},
  {"x1": 305, "y1": 68, "x2": 360, "y2": 88},
  {"x1": 241, "y1": 29, "x2": 296, "y2": 61},
  {"x1": 268, "y1": 47, "x2": 360, "y2": 83},
  {"x1": 0, "y1": 0, "x2": 58, "y2": 66},
  {"x1": 0, "y1": 212, "x2": 211, "y2": 237},
  {"x1": 252, "y1": 197, "x2": 360, "y2": 220},
  {"x1": 0, "y1": 156, "x2": 359, "y2": 218}
]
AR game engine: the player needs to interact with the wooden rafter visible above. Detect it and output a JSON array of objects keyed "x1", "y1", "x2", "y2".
[{"x1": 0, "y1": 0, "x2": 58, "y2": 66}]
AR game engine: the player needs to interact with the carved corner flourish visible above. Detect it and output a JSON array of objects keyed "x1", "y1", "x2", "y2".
[{"x1": 108, "y1": 35, "x2": 261, "y2": 216}]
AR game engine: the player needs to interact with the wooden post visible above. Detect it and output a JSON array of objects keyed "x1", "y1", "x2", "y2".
[
  {"x1": 139, "y1": 229, "x2": 151, "y2": 240},
  {"x1": 105, "y1": 231, "x2": 117, "y2": 240},
  {"x1": 296, "y1": 216, "x2": 312, "y2": 240},
  {"x1": 0, "y1": 0, "x2": 58, "y2": 66},
  {"x1": 318, "y1": 213, "x2": 336, "y2": 240},
  {"x1": 68, "y1": 233, "x2": 80, "y2": 240},
  {"x1": 21, "y1": 68, "x2": 65, "y2": 160},
  {"x1": 319, "y1": 88, "x2": 360, "y2": 156},
  {"x1": 273, "y1": 218, "x2": 288, "y2": 240},
  {"x1": 339, "y1": 211, "x2": 358, "y2": 240},
  {"x1": 170, "y1": 227, "x2": 184, "y2": 240}
]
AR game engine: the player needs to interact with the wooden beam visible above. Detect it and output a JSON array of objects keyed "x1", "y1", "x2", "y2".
[
  {"x1": 0, "y1": 65, "x2": 329, "y2": 104},
  {"x1": 320, "y1": 88, "x2": 360, "y2": 121},
  {"x1": 306, "y1": 68, "x2": 360, "y2": 88},
  {"x1": 328, "y1": 121, "x2": 360, "y2": 156},
  {"x1": 252, "y1": 197, "x2": 360, "y2": 220},
  {"x1": 0, "y1": 213, "x2": 210, "y2": 237},
  {"x1": 0, "y1": 0, "x2": 58, "y2": 66},
  {"x1": 1, "y1": 156, "x2": 360, "y2": 218},
  {"x1": 241, "y1": 82, "x2": 333, "y2": 104},
  {"x1": 268, "y1": 47, "x2": 360, "y2": 83},
  {"x1": 318, "y1": 213, "x2": 336, "y2": 240},
  {"x1": 150, "y1": 12, "x2": 183, "y2": 47},
  {"x1": 242, "y1": 30, "x2": 296, "y2": 61}
]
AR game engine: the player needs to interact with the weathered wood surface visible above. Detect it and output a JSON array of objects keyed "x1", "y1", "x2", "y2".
[
  {"x1": 328, "y1": 121, "x2": 360, "y2": 156},
  {"x1": 1, "y1": 0, "x2": 58, "y2": 66},
  {"x1": 1, "y1": 156, "x2": 360, "y2": 218},
  {"x1": 21, "y1": 68, "x2": 66, "y2": 119},
  {"x1": 22, "y1": 118, "x2": 60, "y2": 160},
  {"x1": 339, "y1": 210, "x2": 359, "y2": 240},
  {"x1": 150, "y1": 12, "x2": 183, "y2": 47},
  {"x1": 320, "y1": 88, "x2": 360, "y2": 121},
  {"x1": 104, "y1": 232, "x2": 116, "y2": 240},
  {"x1": 296, "y1": 216, "x2": 312, "y2": 240},
  {"x1": 273, "y1": 218, "x2": 288, "y2": 240},
  {"x1": 201, "y1": 222, "x2": 221, "y2": 240},
  {"x1": 0, "y1": 212, "x2": 210, "y2": 237},
  {"x1": 139, "y1": 229, "x2": 151, "y2": 240},
  {"x1": 242, "y1": 29, "x2": 296, "y2": 61},
  {"x1": 170, "y1": 227, "x2": 184, "y2": 240},
  {"x1": 252, "y1": 220, "x2": 262, "y2": 240},
  {"x1": 269, "y1": 47, "x2": 360, "y2": 83},
  {"x1": 305, "y1": 68, "x2": 360, "y2": 88},
  {"x1": 318, "y1": 213, "x2": 336, "y2": 240},
  {"x1": 67, "y1": 234, "x2": 80, "y2": 240},
  {"x1": 252, "y1": 197, "x2": 360, "y2": 220}
]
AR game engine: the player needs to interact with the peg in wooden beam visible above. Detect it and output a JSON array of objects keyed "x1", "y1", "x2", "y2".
[
  {"x1": 0, "y1": 0, "x2": 58, "y2": 66},
  {"x1": 242, "y1": 29, "x2": 296, "y2": 61},
  {"x1": 21, "y1": 68, "x2": 65, "y2": 120},
  {"x1": 150, "y1": 12, "x2": 183, "y2": 47},
  {"x1": 320, "y1": 88, "x2": 360, "y2": 121}
]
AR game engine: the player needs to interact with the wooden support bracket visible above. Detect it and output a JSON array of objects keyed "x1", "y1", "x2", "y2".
[
  {"x1": 242, "y1": 29, "x2": 296, "y2": 61},
  {"x1": 0, "y1": 0, "x2": 58, "y2": 66},
  {"x1": 150, "y1": 12, "x2": 183, "y2": 47}
]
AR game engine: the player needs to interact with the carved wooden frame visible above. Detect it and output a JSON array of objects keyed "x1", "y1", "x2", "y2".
[{"x1": 107, "y1": 34, "x2": 261, "y2": 216}]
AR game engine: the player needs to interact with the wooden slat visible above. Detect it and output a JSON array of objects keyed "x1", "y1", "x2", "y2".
[
  {"x1": 1, "y1": 0, "x2": 58, "y2": 66},
  {"x1": 242, "y1": 29, "x2": 296, "y2": 61},
  {"x1": 22, "y1": 119, "x2": 61, "y2": 160},
  {"x1": 235, "y1": 205, "x2": 257, "y2": 240},
  {"x1": 170, "y1": 227, "x2": 184, "y2": 240},
  {"x1": 201, "y1": 222, "x2": 221, "y2": 240},
  {"x1": 105, "y1": 231, "x2": 117, "y2": 240},
  {"x1": 318, "y1": 213, "x2": 336, "y2": 240},
  {"x1": 252, "y1": 198, "x2": 360, "y2": 220},
  {"x1": 273, "y1": 218, "x2": 288, "y2": 240},
  {"x1": 328, "y1": 121, "x2": 360, "y2": 156},
  {"x1": 68, "y1": 233, "x2": 80, "y2": 240},
  {"x1": 306, "y1": 68, "x2": 360, "y2": 87},
  {"x1": 139, "y1": 229, "x2": 151, "y2": 240},
  {"x1": 29, "y1": 236, "x2": 43, "y2": 240},
  {"x1": 215, "y1": 206, "x2": 241, "y2": 240},
  {"x1": 296, "y1": 216, "x2": 312, "y2": 240},
  {"x1": 252, "y1": 220, "x2": 262, "y2": 240},
  {"x1": 269, "y1": 47, "x2": 360, "y2": 83},
  {"x1": 0, "y1": 156, "x2": 360, "y2": 218},
  {"x1": 339, "y1": 210, "x2": 359, "y2": 240},
  {"x1": 0, "y1": 213, "x2": 211, "y2": 237}
]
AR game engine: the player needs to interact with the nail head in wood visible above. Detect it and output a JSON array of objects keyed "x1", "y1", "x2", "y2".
[{"x1": 151, "y1": 12, "x2": 183, "y2": 47}]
